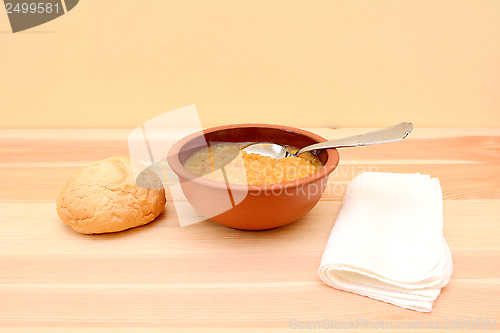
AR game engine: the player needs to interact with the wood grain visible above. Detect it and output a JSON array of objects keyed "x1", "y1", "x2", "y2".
[{"x1": 0, "y1": 129, "x2": 499, "y2": 332}]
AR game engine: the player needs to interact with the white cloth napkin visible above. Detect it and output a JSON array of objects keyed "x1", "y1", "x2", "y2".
[{"x1": 318, "y1": 172, "x2": 453, "y2": 312}]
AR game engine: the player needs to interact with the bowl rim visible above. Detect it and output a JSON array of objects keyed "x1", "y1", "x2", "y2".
[{"x1": 167, "y1": 123, "x2": 339, "y2": 191}]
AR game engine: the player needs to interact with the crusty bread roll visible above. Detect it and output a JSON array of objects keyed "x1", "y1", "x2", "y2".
[{"x1": 56, "y1": 156, "x2": 166, "y2": 234}]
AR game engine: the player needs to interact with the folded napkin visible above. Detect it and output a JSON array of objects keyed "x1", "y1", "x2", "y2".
[{"x1": 318, "y1": 172, "x2": 452, "y2": 312}]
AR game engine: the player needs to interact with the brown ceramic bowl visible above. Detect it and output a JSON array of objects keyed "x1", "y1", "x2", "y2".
[{"x1": 167, "y1": 124, "x2": 339, "y2": 230}]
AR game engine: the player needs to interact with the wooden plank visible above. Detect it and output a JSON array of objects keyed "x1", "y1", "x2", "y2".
[
  {"x1": 0, "y1": 200, "x2": 498, "y2": 253},
  {"x1": 1, "y1": 163, "x2": 499, "y2": 202},
  {"x1": 0, "y1": 280, "x2": 498, "y2": 327},
  {"x1": 1, "y1": 131, "x2": 499, "y2": 165},
  {"x1": 0, "y1": 248, "x2": 498, "y2": 285}
]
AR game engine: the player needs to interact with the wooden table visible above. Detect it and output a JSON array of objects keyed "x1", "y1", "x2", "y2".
[{"x1": 1, "y1": 128, "x2": 499, "y2": 332}]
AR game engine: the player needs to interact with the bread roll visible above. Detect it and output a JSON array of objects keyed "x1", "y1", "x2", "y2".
[{"x1": 57, "y1": 156, "x2": 166, "y2": 234}]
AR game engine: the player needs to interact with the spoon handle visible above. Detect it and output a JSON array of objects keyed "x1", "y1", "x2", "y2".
[{"x1": 297, "y1": 122, "x2": 413, "y2": 155}]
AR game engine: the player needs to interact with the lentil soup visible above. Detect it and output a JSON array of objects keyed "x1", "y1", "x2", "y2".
[{"x1": 183, "y1": 143, "x2": 322, "y2": 185}]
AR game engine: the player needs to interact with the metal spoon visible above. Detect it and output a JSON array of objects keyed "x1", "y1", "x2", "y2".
[{"x1": 242, "y1": 122, "x2": 413, "y2": 159}]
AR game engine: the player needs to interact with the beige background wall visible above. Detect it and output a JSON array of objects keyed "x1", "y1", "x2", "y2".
[{"x1": 1, "y1": 0, "x2": 499, "y2": 129}]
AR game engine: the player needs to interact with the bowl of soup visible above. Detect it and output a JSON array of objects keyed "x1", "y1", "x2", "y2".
[{"x1": 167, "y1": 124, "x2": 339, "y2": 230}]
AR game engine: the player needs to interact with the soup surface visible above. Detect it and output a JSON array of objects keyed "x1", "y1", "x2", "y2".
[{"x1": 183, "y1": 143, "x2": 322, "y2": 185}]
